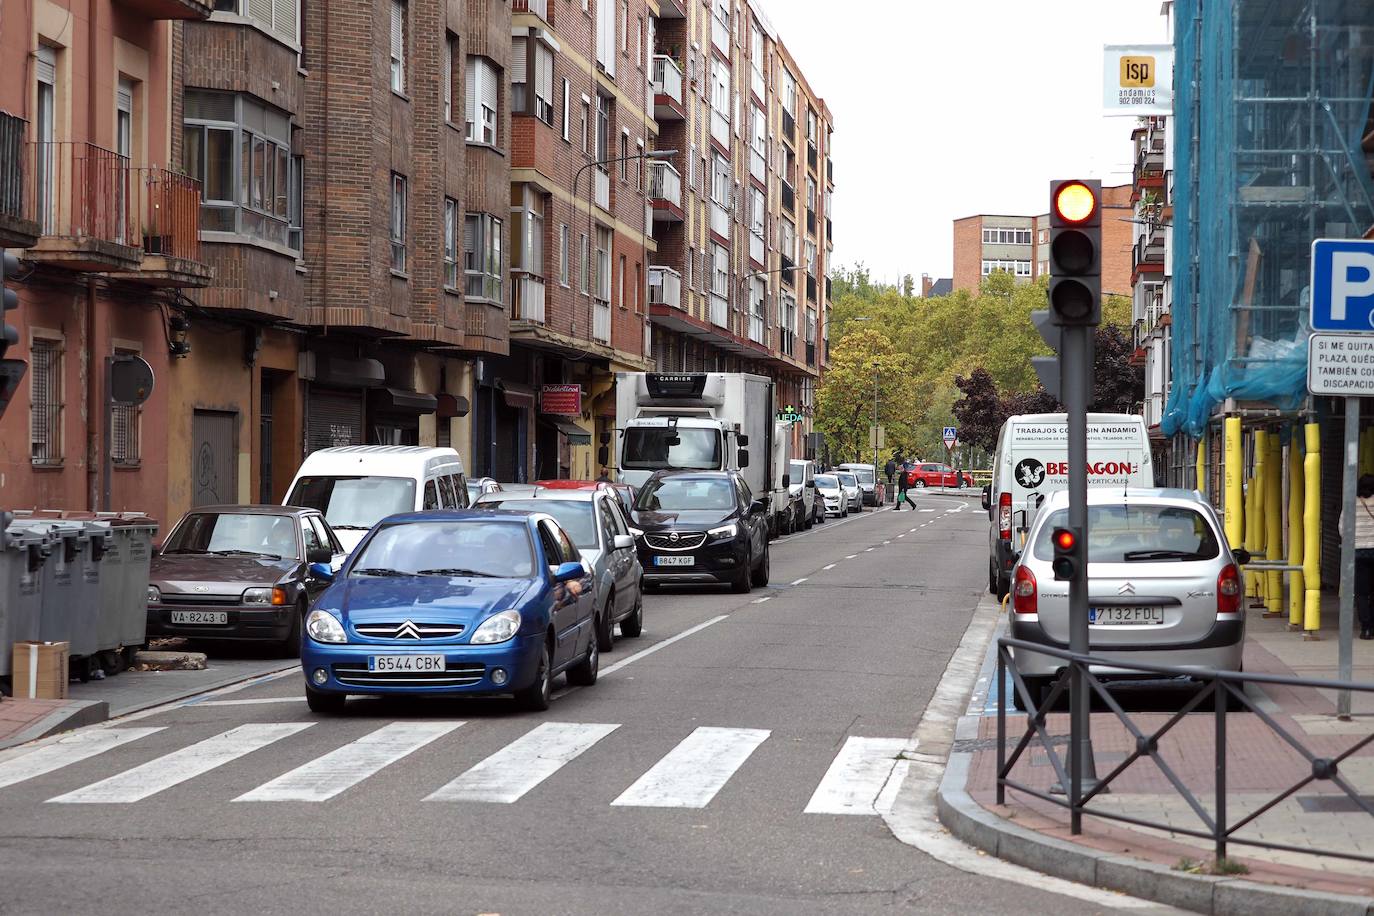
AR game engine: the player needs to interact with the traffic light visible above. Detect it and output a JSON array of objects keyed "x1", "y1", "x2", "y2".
[
  {"x1": 1047, "y1": 179, "x2": 1102, "y2": 327},
  {"x1": 1051, "y1": 526, "x2": 1083, "y2": 581},
  {"x1": 0, "y1": 250, "x2": 27, "y2": 419}
]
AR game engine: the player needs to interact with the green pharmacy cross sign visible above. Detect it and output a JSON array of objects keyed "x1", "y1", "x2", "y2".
[{"x1": 776, "y1": 405, "x2": 804, "y2": 424}]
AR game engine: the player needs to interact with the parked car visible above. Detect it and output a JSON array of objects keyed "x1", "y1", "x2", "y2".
[
  {"x1": 534, "y1": 479, "x2": 637, "y2": 517},
  {"x1": 835, "y1": 471, "x2": 864, "y2": 513},
  {"x1": 147, "y1": 506, "x2": 347, "y2": 653},
  {"x1": 814, "y1": 473, "x2": 848, "y2": 517},
  {"x1": 788, "y1": 459, "x2": 823, "y2": 530},
  {"x1": 630, "y1": 470, "x2": 770, "y2": 593},
  {"x1": 300, "y1": 510, "x2": 599, "y2": 713},
  {"x1": 477, "y1": 487, "x2": 644, "y2": 650},
  {"x1": 466, "y1": 477, "x2": 503, "y2": 503},
  {"x1": 836, "y1": 463, "x2": 880, "y2": 506},
  {"x1": 906, "y1": 462, "x2": 976, "y2": 489},
  {"x1": 284, "y1": 446, "x2": 469, "y2": 553},
  {"x1": 1008, "y1": 488, "x2": 1248, "y2": 711}
]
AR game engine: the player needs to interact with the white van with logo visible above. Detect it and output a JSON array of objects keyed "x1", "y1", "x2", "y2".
[
  {"x1": 985, "y1": 413, "x2": 1152, "y2": 598},
  {"x1": 284, "y1": 446, "x2": 469, "y2": 552}
]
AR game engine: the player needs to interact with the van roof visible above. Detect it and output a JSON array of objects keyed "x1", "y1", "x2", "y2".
[
  {"x1": 306, "y1": 446, "x2": 458, "y2": 458},
  {"x1": 292, "y1": 446, "x2": 464, "y2": 475},
  {"x1": 1008, "y1": 413, "x2": 1144, "y2": 424}
]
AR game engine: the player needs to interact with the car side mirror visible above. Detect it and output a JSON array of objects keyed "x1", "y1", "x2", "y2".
[
  {"x1": 980, "y1": 486, "x2": 991, "y2": 511},
  {"x1": 738, "y1": 448, "x2": 750, "y2": 468},
  {"x1": 751, "y1": 499, "x2": 767, "y2": 514},
  {"x1": 781, "y1": 473, "x2": 791, "y2": 488},
  {"x1": 737, "y1": 434, "x2": 750, "y2": 447},
  {"x1": 552, "y1": 561, "x2": 585, "y2": 583},
  {"x1": 597, "y1": 446, "x2": 610, "y2": 466},
  {"x1": 307, "y1": 547, "x2": 333, "y2": 565},
  {"x1": 613, "y1": 534, "x2": 635, "y2": 550},
  {"x1": 1233, "y1": 548, "x2": 1251, "y2": 565},
  {"x1": 308, "y1": 562, "x2": 335, "y2": 581}
]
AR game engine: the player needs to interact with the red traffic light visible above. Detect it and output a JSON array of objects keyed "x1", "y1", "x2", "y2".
[
  {"x1": 1053, "y1": 181, "x2": 1097, "y2": 224},
  {"x1": 1053, "y1": 528, "x2": 1077, "y2": 551}
]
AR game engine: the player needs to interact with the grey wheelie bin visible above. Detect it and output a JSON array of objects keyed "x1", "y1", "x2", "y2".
[
  {"x1": 1, "y1": 523, "x2": 50, "y2": 678},
  {"x1": 34, "y1": 520, "x2": 102, "y2": 659},
  {"x1": 97, "y1": 513, "x2": 159, "y2": 648}
]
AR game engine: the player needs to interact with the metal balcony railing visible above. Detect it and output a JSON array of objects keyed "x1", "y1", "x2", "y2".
[
  {"x1": 132, "y1": 167, "x2": 202, "y2": 261},
  {"x1": 711, "y1": 12, "x2": 729, "y2": 55},
  {"x1": 652, "y1": 56, "x2": 684, "y2": 107},
  {"x1": 512, "y1": 0, "x2": 549, "y2": 19},
  {"x1": 594, "y1": 168, "x2": 610, "y2": 211},
  {"x1": 648, "y1": 265, "x2": 682, "y2": 309},
  {"x1": 512, "y1": 273, "x2": 546, "y2": 323},
  {"x1": 29, "y1": 140, "x2": 135, "y2": 247},
  {"x1": 750, "y1": 147, "x2": 766, "y2": 183},
  {"x1": 593, "y1": 301, "x2": 611, "y2": 343},
  {"x1": 709, "y1": 294, "x2": 728, "y2": 328},
  {"x1": 648, "y1": 161, "x2": 682, "y2": 208},
  {"x1": 782, "y1": 109, "x2": 795, "y2": 140},
  {"x1": 807, "y1": 142, "x2": 817, "y2": 173},
  {"x1": 0, "y1": 112, "x2": 32, "y2": 225}
]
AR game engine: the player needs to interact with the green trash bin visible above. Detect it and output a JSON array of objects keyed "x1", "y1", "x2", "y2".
[{"x1": 1, "y1": 523, "x2": 51, "y2": 679}]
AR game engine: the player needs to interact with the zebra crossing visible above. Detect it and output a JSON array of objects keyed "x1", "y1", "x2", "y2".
[{"x1": 0, "y1": 721, "x2": 915, "y2": 814}]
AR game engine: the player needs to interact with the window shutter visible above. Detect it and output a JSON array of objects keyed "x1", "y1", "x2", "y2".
[
  {"x1": 272, "y1": 0, "x2": 295, "y2": 41},
  {"x1": 35, "y1": 45, "x2": 56, "y2": 84},
  {"x1": 536, "y1": 45, "x2": 552, "y2": 104},
  {"x1": 480, "y1": 61, "x2": 497, "y2": 115},
  {"x1": 390, "y1": 0, "x2": 403, "y2": 57},
  {"x1": 443, "y1": 40, "x2": 452, "y2": 117},
  {"x1": 248, "y1": 0, "x2": 272, "y2": 29},
  {"x1": 465, "y1": 57, "x2": 479, "y2": 137},
  {"x1": 511, "y1": 37, "x2": 527, "y2": 85}
]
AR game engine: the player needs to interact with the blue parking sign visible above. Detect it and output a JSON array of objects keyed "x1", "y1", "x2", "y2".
[{"x1": 1311, "y1": 239, "x2": 1374, "y2": 332}]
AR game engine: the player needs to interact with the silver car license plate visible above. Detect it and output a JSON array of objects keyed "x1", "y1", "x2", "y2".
[
  {"x1": 655, "y1": 555, "x2": 695, "y2": 567},
  {"x1": 1090, "y1": 606, "x2": 1164, "y2": 625},
  {"x1": 169, "y1": 610, "x2": 228, "y2": 625},
  {"x1": 368, "y1": 654, "x2": 446, "y2": 672}
]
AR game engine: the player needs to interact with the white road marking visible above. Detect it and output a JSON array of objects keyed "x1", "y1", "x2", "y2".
[
  {"x1": 197, "y1": 697, "x2": 307, "y2": 707},
  {"x1": 897, "y1": 533, "x2": 906, "y2": 538},
  {"x1": 790, "y1": 577, "x2": 808, "y2": 586},
  {"x1": 864, "y1": 547, "x2": 876, "y2": 552},
  {"x1": 0, "y1": 728, "x2": 164, "y2": 790},
  {"x1": 883, "y1": 540, "x2": 891, "y2": 545},
  {"x1": 235, "y1": 722, "x2": 460, "y2": 802},
  {"x1": 427, "y1": 722, "x2": 619, "y2": 804},
  {"x1": 822, "y1": 563, "x2": 837, "y2": 570},
  {"x1": 600, "y1": 615, "x2": 728, "y2": 677},
  {"x1": 750, "y1": 596, "x2": 772, "y2": 604},
  {"x1": 919, "y1": 509, "x2": 935, "y2": 514},
  {"x1": 804, "y1": 737, "x2": 917, "y2": 815},
  {"x1": 845, "y1": 554, "x2": 858, "y2": 559},
  {"x1": 612, "y1": 727, "x2": 770, "y2": 809},
  {"x1": 48, "y1": 723, "x2": 312, "y2": 804}
]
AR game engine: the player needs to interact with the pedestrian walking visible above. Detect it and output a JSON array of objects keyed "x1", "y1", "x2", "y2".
[
  {"x1": 884, "y1": 458, "x2": 897, "y2": 504},
  {"x1": 1341, "y1": 474, "x2": 1374, "y2": 640},
  {"x1": 895, "y1": 463, "x2": 914, "y2": 511}
]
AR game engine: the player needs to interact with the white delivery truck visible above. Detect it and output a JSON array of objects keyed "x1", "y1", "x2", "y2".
[
  {"x1": 612, "y1": 372, "x2": 790, "y2": 532},
  {"x1": 984, "y1": 413, "x2": 1153, "y2": 599}
]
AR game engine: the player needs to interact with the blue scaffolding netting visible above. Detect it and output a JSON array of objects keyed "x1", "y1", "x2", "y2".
[{"x1": 1162, "y1": 0, "x2": 1374, "y2": 439}]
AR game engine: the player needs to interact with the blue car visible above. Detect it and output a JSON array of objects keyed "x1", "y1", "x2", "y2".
[{"x1": 300, "y1": 510, "x2": 599, "y2": 713}]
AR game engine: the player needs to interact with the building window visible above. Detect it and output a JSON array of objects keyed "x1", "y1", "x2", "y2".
[
  {"x1": 443, "y1": 197, "x2": 459, "y2": 289},
  {"x1": 183, "y1": 91, "x2": 296, "y2": 249},
  {"x1": 595, "y1": 94, "x2": 611, "y2": 161},
  {"x1": 561, "y1": 78, "x2": 570, "y2": 141},
  {"x1": 465, "y1": 56, "x2": 499, "y2": 144},
  {"x1": 620, "y1": 130, "x2": 629, "y2": 181},
  {"x1": 443, "y1": 34, "x2": 456, "y2": 122},
  {"x1": 710, "y1": 242, "x2": 729, "y2": 297},
  {"x1": 581, "y1": 97, "x2": 590, "y2": 153},
  {"x1": 981, "y1": 259, "x2": 1032, "y2": 277},
  {"x1": 579, "y1": 232, "x2": 589, "y2": 293},
  {"x1": 980, "y1": 227, "x2": 1032, "y2": 245},
  {"x1": 389, "y1": 0, "x2": 406, "y2": 94},
  {"x1": 635, "y1": 261, "x2": 642, "y2": 312},
  {"x1": 465, "y1": 212, "x2": 503, "y2": 301},
  {"x1": 111, "y1": 347, "x2": 142, "y2": 466},
  {"x1": 212, "y1": 0, "x2": 297, "y2": 43},
  {"x1": 29, "y1": 336, "x2": 62, "y2": 466},
  {"x1": 511, "y1": 38, "x2": 552, "y2": 124},
  {"x1": 636, "y1": 138, "x2": 644, "y2": 190},
  {"x1": 511, "y1": 186, "x2": 545, "y2": 277},
  {"x1": 390, "y1": 172, "x2": 407, "y2": 272},
  {"x1": 618, "y1": 254, "x2": 626, "y2": 307},
  {"x1": 558, "y1": 224, "x2": 569, "y2": 286},
  {"x1": 594, "y1": 227, "x2": 612, "y2": 302}
]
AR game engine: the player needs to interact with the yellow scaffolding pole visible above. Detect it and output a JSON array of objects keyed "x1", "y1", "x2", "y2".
[
  {"x1": 1196, "y1": 429, "x2": 1207, "y2": 497},
  {"x1": 1247, "y1": 430, "x2": 1265, "y2": 602},
  {"x1": 1224, "y1": 416, "x2": 1243, "y2": 549},
  {"x1": 1303, "y1": 422, "x2": 1322, "y2": 635},
  {"x1": 1264, "y1": 430, "x2": 1284, "y2": 614},
  {"x1": 1288, "y1": 433, "x2": 1305, "y2": 628}
]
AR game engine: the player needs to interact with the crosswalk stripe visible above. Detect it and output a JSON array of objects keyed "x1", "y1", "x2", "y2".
[
  {"x1": 804, "y1": 736, "x2": 915, "y2": 815},
  {"x1": 0, "y1": 728, "x2": 165, "y2": 790},
  {"x1": 236, "y1": 722, "x2": 462, "y2": 803},
  {"x1": 612, "y1": 726, "x2": 769, "y2": 809},
  {"x1": 427, "y1": 722, "x2": 619, "y2": 804},
  {"x1": 47, "y1": 723, "x2": 312, "y2": 804}
]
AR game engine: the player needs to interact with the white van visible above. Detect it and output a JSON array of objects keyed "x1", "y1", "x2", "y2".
[
  {"x1": 284, "y1": 446, "x2": 469, "y2": 552},
  {"x1": 788, "y1": 458, "x2": 822, "y2": 529},
  {"x1": 985, "y1": 413, "x2": 1152, "y2": 598}
]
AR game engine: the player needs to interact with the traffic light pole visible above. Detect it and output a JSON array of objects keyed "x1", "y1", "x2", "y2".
[{"x1": 1063, "y1": 322, "x2": 1097, "y2": 828}]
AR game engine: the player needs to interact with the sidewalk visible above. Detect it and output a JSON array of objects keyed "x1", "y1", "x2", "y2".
[{"x1": 938, "y1": 596, "x2": 1374, "y2": 915}]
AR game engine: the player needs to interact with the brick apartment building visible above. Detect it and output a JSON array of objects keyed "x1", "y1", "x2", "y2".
[
  {"x1": 647, "y1": 0, "x2": 834, "y2": 458},
  {"x1": 951, "y1": 185, "x2": 1132, "y2": 297}
]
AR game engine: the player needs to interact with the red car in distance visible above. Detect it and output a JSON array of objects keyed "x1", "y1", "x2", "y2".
[
  {"x1": 535, "y1": 479, "x2": 637, "y2": 516},
  {"x1": 905, "y1": 462, "x2": 975, "y2": 489}
]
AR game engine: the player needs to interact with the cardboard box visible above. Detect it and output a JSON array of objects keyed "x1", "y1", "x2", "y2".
[{"x1": 11, "y1": 641, "x2": 70, "y2": 699}]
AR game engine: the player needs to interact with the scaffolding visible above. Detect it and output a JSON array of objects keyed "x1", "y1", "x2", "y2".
[{"x1": 1162, "y1": 0, "x2": 1374, "y2": 439}]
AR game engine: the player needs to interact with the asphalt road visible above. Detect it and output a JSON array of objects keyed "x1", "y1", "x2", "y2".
[{"x1": 0, "y1": 496, "x2": 1130, "y2": 915}]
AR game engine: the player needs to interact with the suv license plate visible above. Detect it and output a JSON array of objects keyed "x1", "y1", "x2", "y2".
[
  {"x1": 169, "y1": 610, "x2": 228, "y2": 625},
  {"x1": 368, "y1": 654, "x2": 446, "y2": 672},
  {"x1": 655, "y1": 556, "x2": 695, "y2": 567},
  {"x1": 1090, "y1": 606, "x2": 1164, "y2": 625}
]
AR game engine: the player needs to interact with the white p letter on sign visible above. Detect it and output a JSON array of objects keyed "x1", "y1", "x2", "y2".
[{"x1": 1330, "y1": 250, "x2": 1374, "y2": 322}]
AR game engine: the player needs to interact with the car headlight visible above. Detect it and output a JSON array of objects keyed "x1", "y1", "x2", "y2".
[
  {"x1": 707, "y1": 523, "x2": 738, "y2": 539},
  {"x1": 471, "y1": 609, "x2": 521, "y2": 645},
  {"x1": 305, "y1": 609, "x2": 347, "y2": 644},
  {"x1": 147, "y1": 585, "x2": 161, "y2": 605},
  {"x1": 243, "y1": 586, "x2": 288, "y2": 606}
]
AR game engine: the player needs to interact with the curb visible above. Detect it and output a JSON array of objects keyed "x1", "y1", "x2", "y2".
[{"x1": 0, "y1": 700, "x2": 109, "y2": 752}]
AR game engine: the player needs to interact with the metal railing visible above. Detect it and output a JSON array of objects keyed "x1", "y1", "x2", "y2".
[
  {"x1": 648, "y1": 265, "x2": 681, "y2": 309},
  {"x1": 652, "y1": 55, "x2": 684, "y2": 107},
  {"x1": 648, "y1": 160, "x2": 681, "y2": 208},
  {"x1": 132, "y1": 167, "x2": 202, "y2": 261},
  {"x1": 592, "y1": 300, "x2": 611, "y2": 343},
  {"x1": 1, "y1": 112, "x2": 31, "y2": 223},
  {"x1": 29, "y1": 140, "x2": 134, "y2": 246},
  {"x1": 594, "y1": 168, "x2": 610, "y2": 211},
  {"x1": 996, "y1": 637, "x2": 1374, "y2": 864},
  {"x1": 513, "y1": 0, "x2": 549, "y2": 18},
  {"x1": 512, "y1": 273, "x2": 546, "y2": 323}
]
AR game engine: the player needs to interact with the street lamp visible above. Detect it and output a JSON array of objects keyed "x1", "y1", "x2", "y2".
[{"x1": 852, "y1": 316, "x2": 881, "y2": 488}]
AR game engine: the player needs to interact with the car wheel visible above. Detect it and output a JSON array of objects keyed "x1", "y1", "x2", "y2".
[
  {"x1": 914, "y1": 479, "x2": 927, "y2": 489},
  {"x1": 279, "y1": 600, "x2": 304, "y2": 657},
  {"x1": 596, "y1": 600, "x2": 615, "y2": 652},
  {"x1": 1010, "y1": 676, "x2": 1051, "y2": 712},
  {"x1": 731, "y1": 549, "x2": 753, "y2": 593},
  {"x1": 752, "y1": 544, "x2": 770, "y2": 587},
  {"x1": 620, "y1": 589, "x2": 644, "y2": 637},
  {"x1": 988, "y1": 560, "x2": 999, "y2": 595},
  {"x1": 803, "y1": 505, "x2": 814, "y2": 529},
  {"x1": 305, "y1": 687, "x2": 346, "y2": 715},
  {"x1": 515, "y1": 639, "x2": 553, "y2": 711},
  {"x1": 566, "y1": 628, "x2": 600, "y2": 687}
]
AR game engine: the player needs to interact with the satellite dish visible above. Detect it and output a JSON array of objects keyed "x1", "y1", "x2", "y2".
[{"x1": 110, "y1": 356, "x2": 155, "y2": 405}]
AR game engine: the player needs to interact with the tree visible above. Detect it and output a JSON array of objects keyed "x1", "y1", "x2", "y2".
[
  {"x1": 814, "y1": 329, "x2": 918, "y2": 464},
  {"x1": 952, "y1": 368, "x2": 1003, "y2": 453},
  {"x1": 1091, "y1": 324, "x2": 1144, "y2": 413}
]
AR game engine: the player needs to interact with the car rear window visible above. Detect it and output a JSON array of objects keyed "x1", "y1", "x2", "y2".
[
  {"x1": 1032, "y1": 504, "x2": 1221, "y2": 563},
  {"x1": 481, "y1": 498, "x2": 597, "y2": 550},
  {"x1": 351, "y1": 520, "x2": 534, "y2": 578},
  {"x1": 814, "y1": 475, "x2": 838, "y2": 488}
]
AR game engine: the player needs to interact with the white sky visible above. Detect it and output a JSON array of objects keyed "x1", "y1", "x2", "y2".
[{"x1": 762, "y1": 0, "x2": 1169, "y2": 284}]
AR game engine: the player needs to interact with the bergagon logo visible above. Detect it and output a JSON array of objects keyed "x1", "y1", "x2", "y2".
[{"x1": 1014, "y1": 458, "x2": 1046, "y2": 488}]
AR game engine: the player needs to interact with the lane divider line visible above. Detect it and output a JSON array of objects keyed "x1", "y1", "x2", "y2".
[{"x1": 600, "y1": 615, "x2": 729, "y2": 677}]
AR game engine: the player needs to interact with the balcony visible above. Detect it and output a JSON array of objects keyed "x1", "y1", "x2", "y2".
[
  {"x1": 652, "y1": 56, "x2": 685, "y2": 121},
  {"x1": 657, "y1": 0, "x2": 685, "y2": 18},
  {"x1": 749, "y1": 311, "x2": 766, "y2": 345},
  {"x1": 593, "y1": 301, "x2": 611, "y2": 343},
  {"x1": 511, "y1": 273, "x2": 547, "y2": 323},
  {"x1": 806, "y1": 341, "x2": 816, "y2": 366},
  {"x1": 114, "y1": 0, "x2": 211, "y2": 20},
  {"x1": 709, "y1": 294, "x2": 728, "y2": 328},
  {"x1": 806, "y1": 208, "x2": 816, "y2": 236},
  {"x1": 1132, "y1": 234, "x2": 1165, "y2": 284},
  {"x1": 711, "y1": 13, "x2": 730, "y2": 55},
  {"x1": 780, "y1": 252, "x2": 795, "y2": 282},
  {"x1": 806, "y1": 274, "x2": 817, "y2": 303},
  {"x1": 710, "y1": 109, "x2": 730, "y2": 150},
  {"x1": 0, "y1": 113, "x2": 40, "y2": 248},
  {"x1": 749, "y1": 230, "x2": 764, "y2": 266},
  {"x1": 709, "y1": 199, "x2": 730, "y2": 239},
  {"x1": 781, "y1": 180, "x2": 795, "y2": 213},
  {"x1": 807, "y1": 141, "x2": 818, "y2": 174},
  {"x1": 750, "y1": 65, "x2": 765, "y2": 101},
  {"x1": 826, "y1": 217, "x2": 832, "y2": 243},
  {"x1": 780, "y1": 327, "x2": 795, "y2": 358},
  {"x1": 512, "y1": 0, "x2": 550, "y2": 22},
  {"x1": 26, "y1": 141, "x2": 141, "y2": 272},
  {"x1": 112, "y1": 167, "x2": 213, "y2": 287},
  {"x1": 827, "y1": 158, "x2": 834, "y2": 185},
  {"x1": 782, "y1": 109, "x2": 795, "y2": 141},
  {"x1": 594, "y1": 168, "x2": 610, "y2": 212},
  {"x1": 825, "y1": 276, "x2": 832, "y2": 301},
  {"x1": 648, "y1": 266, "x2": 682, "y2": 310},
  {"x1": 648, "y1": 161, "x2": 683, "y2": 222},
  {"x1": 749, "y1": 147, "x2": 765, "y2": 183}
]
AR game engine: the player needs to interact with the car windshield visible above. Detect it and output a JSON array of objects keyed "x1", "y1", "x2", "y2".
[
  {"x1": 287, "y1": 476, "x2": 417, "y2": 530},
  {"x1": 623, "y1": 427, "x2": 723, "y2": 471},
  {"x1": 351, "y1": 521, "x2": 535, "y2": 578},
  {"x1": 789, "y1": 461, "x2": 807, "y2": 481},
  {"x1": 482, "y1": 499, "x2": 597, "y2": 550},
  {"x1": 164, "y1": 513, "x2": 298, "y2": 559},
  {"x1": 635, "y1": 477, "x2": 736, "y2": 512},
  {"x1": 815, "y1": 475, "x2": 839, "y2": 488},
  {"x1": 845, "y1": 467, "x2": 876, "y2": 485},
  {"x1": 1032, "y1": 505, "x2": 1221, "y2": 563},
  {"x1": 837, "y1": 473, "x2": 858, "y2": 487}
]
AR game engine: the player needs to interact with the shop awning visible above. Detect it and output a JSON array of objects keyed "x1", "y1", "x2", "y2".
[
  {"x1": 498, "y1": 380, "x2": 537, "y2": 409},
  {"x1": 437, "y1": 393, "x2": 470, "y2": 418},
  {"x1": 368, "y1": 387, "x2": 438, "y2": 414},
  {"x1": 544, "y1": 417, "x2": 592, "y2": 445}
]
